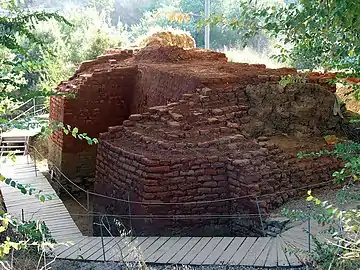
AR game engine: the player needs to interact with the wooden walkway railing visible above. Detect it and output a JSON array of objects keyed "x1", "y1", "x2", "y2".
[{"x1": 0, "y1": 155, "x2": 319, "y2": 267}]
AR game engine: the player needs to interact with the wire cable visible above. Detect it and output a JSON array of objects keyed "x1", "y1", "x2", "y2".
[{"x1": 27, "y1": 143, "x2": 335, "y2": 206}]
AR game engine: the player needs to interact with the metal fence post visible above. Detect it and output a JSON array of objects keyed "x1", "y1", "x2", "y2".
[
  {"x1": 86, "y1": 191, "x2": 90, "y2": 212},
  {"x1": 100, "y1": 215, "x2": 106, "y2": 262},
  {"x1": 86, "y1": 191, "x2": 91, "y2": 235},
  {"x1": 127, "y1": 191, "x2": 133, "y2": 236},
  {"x1": 33, "y1": 150, "x2": 37, "y2": 176},
  {"x1": 255, "y1": 196, "x2": 266, "y2": 236},
  {"x1": 308, "y1": 216, "x2": 311, "y2": 253},
  {"x1": 33, "y1": 98, "x2": 36, "y2": 116},
  {"x1": 21, "y1": 209, "x2": 24, "y2": 223}
]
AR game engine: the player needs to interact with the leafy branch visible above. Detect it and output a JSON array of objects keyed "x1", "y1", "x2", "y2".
[
  {"x1": 51, "y1": 122, "x2": 99, "y2": 145},
  {"x1": 0, "y1": 212, "x2": 57, "y2": 258},
  {"x1": 1, "y1": 117, "x2": 99, "y2": 146},
  {"x1": 306, "y1": 190, "x2": 360, "y2": 260}
]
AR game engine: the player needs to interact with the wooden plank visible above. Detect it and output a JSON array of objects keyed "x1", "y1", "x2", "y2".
[
  {"x1": 46, "y1": 223, "x2": 80, "y2": 231},
  {"x1": 1, "y1": 184, "x2": 52, "y2": 191},
  {"x1": 241, "y1": 237, "x2": 270, "y2": 266},
  {"x1": 0, "y1": 157, "x2": 83, "y2": 244},
  {"x1": 33, "y1": 217, "x2": 77, "y2": 225},
  {"x1": 65, "y1": 238, "x2": 103, "y2": 260},
  {"x1": 191, "y1": 237, "x2": 223, "y2": 265},
  {"x1": 156, "y1": 237, "x2": 191, "y2": 264},
  {"x1": 8, "y1": 201, "x2": 65, "y2": 208},
  {"x1": 45, "y1": 225, "x2": 81, "y2": 233},
  {"x1": 168, "y1": 237, "x2": 201, "y2": 264},
  {"x1": 280, "y1": 238, "x2": 303, "y2": 267},
  {"x1": 229, "y1": 237, "x2": 257, "y2": 265},
  {"x1": 203, "y1": 237, "x2": 234, "y2": 265},
  {"x1": 81, "y1": 237, "x2": 116, "y2": 260},
  {"x1": 277, "y1": 236, "x2": 289, "y2": 267},
  {"x1": 281, "y1": 235, "x2": 309, "y2": 251},
  {"x1": 124, "y1": 237, "x2": 159, "y2": 262},
  {"x1": 51, "y1": 233, "x2": 84, "y2": 243},
  {"x1": 56, "y1": 237, "x2": 93, "y2": 259},
  {"x1": 254, "y1": 237, "x2": 275, "y2": 267},
  {"x1": 215, "y1": 237, "x2": 245, "y2": 264},
  {"x1": 115, "y1": 237, "x2": 146, "y2": 261},
  {"x1": 146, "y1": 237, "x2": 180, "y2": 263},
  {"x1": 92, "y1": 237, "x2": 141, "y2": 261},
  {"x1": 264, "y1": 238, "x2": 277, "y2": 267},
  {"x1": 6, "y1": 205, "x2": 65, "y2": 213},
  {"x1": 46, "y1": 225, "x2": 81, "y2": 232},
  {"x1": 142, "y1": 237, "x2": 170, "y2": 261},
  {"x1": 54, "y1": 236, "x2": 87, "y2": 256},
  {"x1": 23, "y1": 208, "x2": 71, "y2": 215},
  {"x1": 178, "y1": 237, "x2": 211, "y2": 264}
]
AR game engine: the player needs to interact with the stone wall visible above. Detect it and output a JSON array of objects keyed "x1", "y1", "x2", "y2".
[{"x1": 94, "y1": 80, "x2": 342, "y2": 236}]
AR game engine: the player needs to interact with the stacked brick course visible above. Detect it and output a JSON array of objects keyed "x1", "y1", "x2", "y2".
[
  {"x1": 49, "y1": 46, "x2": 302, "y2": 186},
  {"x1": 49, "y1": 46, "x2": 343, "y2": 235},
  {"x1": 95, "y1": 81, "x2": 342, "y2": 235},
  {"x1": 49, "y1": 64, "x2": 138, "y2": 186}
]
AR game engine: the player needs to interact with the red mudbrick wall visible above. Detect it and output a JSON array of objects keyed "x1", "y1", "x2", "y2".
[
  {"x1": 49, "y1": 65, "x2": 138, "y2": 185},
  {"x1": 48, "y1": 47, "x2": 343, "y2": 236},
  {"x1": 94, "y1": 80, "x2": 342, "y2": 236}
]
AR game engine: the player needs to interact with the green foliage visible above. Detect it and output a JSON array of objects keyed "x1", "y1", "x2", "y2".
[
  {"x1": 311, "y1": 236, "x2": 360, "y2": 270},
  {"x1": 0, "y1": 0, "x2": 72, "y2": 102},
  {"x1": 298, "y1": 142, "x2": 360, "y2": 184},
  {"x1": 0, "y1": 212, "x2": 56, "y2": 258},
  {"x1": 279, "y1": 73, "x2": 308, "y2": 88},
  {"x1": 306, "y1": 191, "x2": 360, "y2": 263},
  {"x1": 295, "y1": 140, "x2": 360, "y2": 267},
  {"x1": 216, "y1": 0, "x2": 360, "y2": 96},
  {"x1": 0, "y1": 1, "x2": 79, "y2": 263},
  {"x1": 48, "y1": 121, "x2": 99, "y2": 145},
  {"x1": 130, "y1": 0, "x2": 276, "y2": 51},
  {"x1": 88, "y1": 0, "x2": 115, "y2": 18}
]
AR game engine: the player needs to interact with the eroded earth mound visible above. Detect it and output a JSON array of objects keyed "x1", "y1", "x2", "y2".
[{"x1": 139, "y1": 30, "x2": 196, "y2": 49}]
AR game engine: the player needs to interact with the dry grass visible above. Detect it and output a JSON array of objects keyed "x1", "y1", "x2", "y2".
[
  {"x1": 336, "y1": 84, "x2": 360, "y2": 114},
  {"x1": 221, "y1": 47, "x2": 286, "y2": 69}
]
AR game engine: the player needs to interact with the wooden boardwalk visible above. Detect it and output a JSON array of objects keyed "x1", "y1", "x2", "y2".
[
  {"x1": 0, "y1": 156, "x2": 83, "y2": 243},
  {"x1": 0, "y1": 156, "x2": 315, "y2": 267}
]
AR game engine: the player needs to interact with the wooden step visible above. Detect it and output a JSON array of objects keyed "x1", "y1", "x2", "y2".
[
  {"x1": 0, "y1": 145, "x2": 25, "y2": 149},
  {"x1": 1, "y1": 140, "x2": 26, "y2": 143}
]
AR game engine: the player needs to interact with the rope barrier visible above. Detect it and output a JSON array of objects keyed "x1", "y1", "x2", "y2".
[
  {"x1": 27, "y1": 143, "x2": 335, "y2": 206},
  {"x1": 85, "y1": 179, "x2": 333, "y2": 206},
  {"x1": 50, "y1": 175, "x2": 88, "y2": 211},
  {"x1": 21, "y1": 211, "x2": 271, "y2": 219}
]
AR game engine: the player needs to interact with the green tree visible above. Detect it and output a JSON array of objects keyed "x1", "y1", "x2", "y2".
[
  {"x1": 219, "y1": 0, "x2": 360, "y2": 72},
  {"x1": 0, "y1": 0, "x2": 72, "y2": 265},
  {"x1": 130, "y1": 0, "x2": 276, "y2": 50},
  {"x1": 0, "y1": 0, "x2": 71, "y2": 101}
]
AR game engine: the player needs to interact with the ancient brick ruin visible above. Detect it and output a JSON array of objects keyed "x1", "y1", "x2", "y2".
[{"x1": 49, "y1": 46, "x2": 343, "y2": 236}]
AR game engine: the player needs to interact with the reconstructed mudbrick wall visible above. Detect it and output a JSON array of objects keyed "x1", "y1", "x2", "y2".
[
  {"x1": 49, "y1": 46, "x2": 344, "y2": 235},
  {"x1": 94, "y1": 79, "x2": 342, "y2": 236},
  {"x1": 49, "y1": 46, "x2": 300, "y2": 187},
  {"x1": 49, "y1": 64, "x2": 138, "y2": 187}
]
